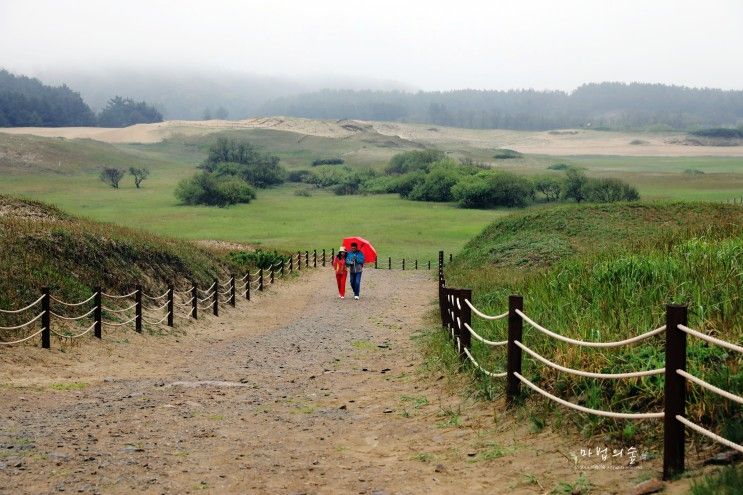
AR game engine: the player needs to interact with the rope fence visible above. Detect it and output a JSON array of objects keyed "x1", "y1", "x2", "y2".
[
  {"x1": 0, "y1": 248, "x2": 333, "y2": 350},
  {"x1": 437, "y1": 250, "x2": 743, "y2": 481}
]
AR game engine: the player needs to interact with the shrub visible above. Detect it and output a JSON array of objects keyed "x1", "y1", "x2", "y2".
[
  {"x1": 492, "y1": 148, "x2": 522, "y2": 159},
  {"x1": 534, "y1": 176, "x2": 561, "y2": 202},
  {"x1": 129, "y1": 167, "x2": 150, "y2": 188},
  {"x1": 690, "y1": 128, "x2": 743, "y2": 139},
  {"x1": 582, "y1": 178, "x2": 639, "y2": 202},
  {"x1": 362, "y1": 175, "x2": 400, "y2": 194},
  {"x1": 287, "y1": 169, "x2": 312, "y2": 182},
  {"x1": 684, "y1": 168, "x2": 705, "y2": 175},
  {"x1": 228, "y1": 249, "x2": 284, "y2": 269},
  {"x1": 452, "y1": 172, "x2": 534, "y2": 208},
  {"x1": 306, "y1": 165, "x2": 352, "y2": 188},
  {"x1": 293, "y1": 188, "x2": 312, "y2": 197},
  {"x1": 175, "y1": 172, "x2": 255, "y2": 207},
  {"x1": 396, "y1": 171, "x2": 427, "y2": 198},
  {"x1": 407, "y1": 161, "x2": 462, "y2": 202},
  {"x1": 548, "y1": 163, "x2": 571, "y2": 171},
  {"x1": 385, "y1": 150, "x2": 445, "y2": 175},
  {"x1": 333, "y1": 169, "x2": 376, "y2": 196},
  {"x1": 563, "y1": 169, "x2": 588, "y2": 203},
  {"x1": 201, "y1": 137, "x2": 286, "y2": 188},
  {"x1": 311, "y1": 158, "x2": 344, "y2": 166},
  {"x1": 99, "y1": 167, "x2": 125, "y2": 188}
]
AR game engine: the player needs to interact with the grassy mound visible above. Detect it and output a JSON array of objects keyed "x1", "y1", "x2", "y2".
[
  {"x1": 454, "y1": 202, "x2": 743, "y2": 269},
  {"x1": 442, "y1": 202, "x2": 743, "y2": 441},
  {"x1": 0, "y1": 195, "x2": 238, "y2": 336},
  {"x1": 0, "y1": 133, "x2": 151, "y2": 174}
]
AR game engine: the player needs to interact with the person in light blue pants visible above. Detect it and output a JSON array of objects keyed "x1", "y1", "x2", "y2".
[{"x1": 345, "y1": 242, "x2": 365, "y2": 300}]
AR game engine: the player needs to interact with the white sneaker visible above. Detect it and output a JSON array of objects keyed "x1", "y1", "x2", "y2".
[
  {"x1": 354, "y1": 296, "x2": 359, "y2": 300},
  {"x1": 340, "y1": 296, "x2": 344, "y2": 299}
]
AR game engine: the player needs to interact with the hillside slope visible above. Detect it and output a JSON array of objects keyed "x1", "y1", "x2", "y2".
[{"x1": 0, "y1": 195, "x2": 235, "y2": 332}]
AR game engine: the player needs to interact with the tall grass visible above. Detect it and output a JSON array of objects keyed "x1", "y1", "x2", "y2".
[{"x1": 445, "y1": 205, "x2": 742, "y2": 439}]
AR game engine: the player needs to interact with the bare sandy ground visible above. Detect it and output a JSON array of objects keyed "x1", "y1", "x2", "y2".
[
  {"x1": 0, "y1": 269, "x2": 708, "y2": 494},
  {"x1": 3, "y1": 117, "x2": 743, "y2": 157}
]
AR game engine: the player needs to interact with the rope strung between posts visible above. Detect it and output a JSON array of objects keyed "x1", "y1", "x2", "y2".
[
  {"x1": 51, "y1": 322, "x2": 96, "y2": 339},
  {"x1": 514, "y1": 372, "x2": 664, "y2": 419},
  {"x1": 515, "y1": 341, "x2": 665, "y2": 379},
  {"x1": 465, "y1": 299, "x2": 508, "y2": 321},
  {"x1": 144, "y1": 300, "x2": 169, "y2": 312},
  {"x1": 675, "y1": 415, "x2": 743, "y2": 454},
  {"x1": 676, "y1": 369, "x2": 743, "y2": 405},
  {"x1": 196, "y1": 295, "x2": 212, "y2": 304},
  {"x1": 464, "y1": 322, "x2": 507, "y2": 347},
  {"x1": 50, "y1": 293, "x2": 97, "y2": 307},
  {"x1": 516, "y1": 309, "x2": 666, "y2": 348},
  {"x1": 463, "y1": 347, "x2": 507, "y2": 378},
  {"x1": 0, "y1": 295, "x2": 45, "y2": 314},
  {"x1": 0, "y1": 312, "x2": 44, "y2": 330},
  {"x1": 678, "y1": 325, "x2": 743, "y2": 354},
  {"x1": 143, "y1": 291, "x2": 168, "y2": 301},
  {"x1": 102, "y1": 290, "x2": 137, "y2": 299},
  {"x1": 198, "y1": 283, "x2": 216, "y2": 294},
  {"x1": 178, "y1": 297, "x2": 195, "y2": 306},
  {"x1": 218, "y1": 288, "x2": 232, "y2": 296},
  {"x1": 0, "y1": 327, "x2": 46, "y2": 345},
  {"x1": 143, "y1": 312, "x2": 171, "y2": 325},
  {"x1": 51, "y1": 307, "x2": 96, "y2": 321},
  {"x1": 236, "y1": 281, "x2": 248, "y2": 290},
  {"x1": 103, "y1": 315, "x2": 137, "y2": 327},
  {"x1": 101, "y1": 303, "x2": 137, "y2": 314},
  {"x1": 173, "y1": 287, "x2": 194, "y2": 295}
]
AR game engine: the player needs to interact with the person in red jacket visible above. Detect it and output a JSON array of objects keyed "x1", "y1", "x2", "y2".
[{"x1": 333, "y1": 246, "x2": 348, "y2": 298}]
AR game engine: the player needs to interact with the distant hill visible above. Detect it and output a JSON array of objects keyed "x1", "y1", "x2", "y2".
[
  {"x1": 259, "y1": 83, "x2": 743, "y2": 131},
  {"x1": 0, "y1": 69, "x2": 96, "y2": 127}
]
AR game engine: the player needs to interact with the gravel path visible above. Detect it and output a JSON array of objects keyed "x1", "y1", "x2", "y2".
[{"x1": 0, "y1": 269, "x2": 688, "y2": 494}]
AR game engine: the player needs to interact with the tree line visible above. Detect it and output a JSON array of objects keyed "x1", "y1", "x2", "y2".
[
  {"x1": 259, "y1": 82, "x2": 743, "y2": 131},
  {"x1": 0, "y1": 69, "x2": 162, "y2": 127}
]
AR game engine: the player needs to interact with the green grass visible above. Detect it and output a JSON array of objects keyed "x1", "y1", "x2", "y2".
[
  {"x1": 689, "y1": 465, "x2": 743, "y2": 495},
  {"x1": 440, "y1": 203, "x2": 743, "y2": 438}
]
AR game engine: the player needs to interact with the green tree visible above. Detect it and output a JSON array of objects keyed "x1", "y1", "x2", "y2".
[
  {"x1": 563, "y1": 169, "x2": 588, "y2": 203},
  {"x1": 583, "y1": 178, "x2": 639, "y2": 202},
  {"x1": 97, "y1": 96, "x2": 163, "y2": 127},
  {"x1": 175, "y1": 172, "x2": 255, "y2": 207},
  {"x1": 99, "y1": 167, "x2": 125, "y2": 189},
  {"x1": 129, "y1": 167, "x2": 150, "y2": 188},
  {"x1": 534, "y1": 176, "x2": 561, "y2": 202}
]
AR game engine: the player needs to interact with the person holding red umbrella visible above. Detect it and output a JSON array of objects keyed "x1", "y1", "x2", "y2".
[
  {"x1": 332, "y1": 246, "x2": 348, "y2": 299},
  {"x1": 345, "y1": 242, "x2": 365, "y2": 300}
]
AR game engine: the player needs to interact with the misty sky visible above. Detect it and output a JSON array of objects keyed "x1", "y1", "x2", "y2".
[{"x1": 1, "y1": 0, "x2": 742, "y2": 91}]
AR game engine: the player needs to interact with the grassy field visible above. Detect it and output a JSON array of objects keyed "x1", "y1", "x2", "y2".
[{"x1": 2, "y1": 128, "x2": 743, "y2": 260}]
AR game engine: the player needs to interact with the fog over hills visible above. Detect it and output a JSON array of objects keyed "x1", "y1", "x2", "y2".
[{"x1": 33, "y1": 68, "x2": 415, "y2": 120}]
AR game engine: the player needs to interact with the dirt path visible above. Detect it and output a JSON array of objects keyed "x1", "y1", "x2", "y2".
[{"x1": 1, "y1": 270, "x2": 695, "y2": 494}]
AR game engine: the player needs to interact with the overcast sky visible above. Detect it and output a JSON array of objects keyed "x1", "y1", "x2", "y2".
[{"x1": 1, "y1": 0, "x2": 742, "y2": 91}]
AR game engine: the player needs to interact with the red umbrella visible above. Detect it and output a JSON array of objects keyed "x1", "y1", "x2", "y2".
[{"x1": 342, "y1": 237, "x2": 377, "y2": 264}]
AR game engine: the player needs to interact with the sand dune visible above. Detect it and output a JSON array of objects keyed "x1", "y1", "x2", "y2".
[{"x1": 3, "y1": 117, "x2": 743, "y2": 157}]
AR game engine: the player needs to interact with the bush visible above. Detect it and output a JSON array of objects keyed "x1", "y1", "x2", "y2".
[
  {"x1": 385, "y1": 150, "x2": 445, "y2": 175},
  {"x1": 287, "y1": 169, "x2": 312, "y2": 182},
  {"x1": 407, "y1": 161, "x2": 462, "y2": 202},
  {"x1": 201, "y1": 138, "x2": 286, "y2": 188},
  {"x1": 690, "y1": 128, "x2": 743, "y2": 139},
  {"x1": 362, "y1": 175, "x2": 400, "y2": 194},
  {"x1": 684, "y1": 168, "x2": 705, "y2": 175},
  {"x1": 534, "y1": 176, "x2": 561, "y2": 202},
  {"x1": 563, "y1": 169, "x2": 588, "y2": 203},
  {"x1": 396, "y1": 171, "x2": 427, "y2": 198},
  {"x1": 228, "y1": 249, "x2": 284, "y2": 269},
  {"x1": 293, "y1": 188, "x2": 312, "y2": 197},
  {"x1": 306, "y1": 165, "x2": 352, "y2": 188},
  {"x1": 548, "y1": 163, "x2": 571, "y2": 171},
  {"x1": 492, "y1": 148, "x2": 522, "y2": 159},
  {"x1": 582, "y1": 178, "x2": 639, "y2": 202},
  {"x1": 333, "y1": 169, "x2": 376, "y2": 196},
  {"x1": 452, "y1": 172, "x2": 534, "y2": 208},
  {"x1": 311, "y1": 158, "x2": 344, "y2": 166},
  {"x1": 175, "y1": 172, "x2": 255, "y2": 207}
]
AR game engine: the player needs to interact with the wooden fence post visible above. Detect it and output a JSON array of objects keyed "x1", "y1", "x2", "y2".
[
  {"x1": 289, "y1": 256, "x2": 293, "y2": 273},
  {"x1": 246, "y1": 272, "x2": 251, "y2": 301},
  {"x1": 331, "y1": 248, "x2": 335, "y2": 260},
  {"x1": 135, "y1": 285, "x2": 142, "y2": 333},
  {"x1": 663, "y1": 304, "x2": 688, "y2": 480},
  {"x1": 506, "y1": 294, "x2": 524, "y2": 406},
  {"x1": 449, "y1": 253, "x2": 453, "y2": 263},
  {"x1": 428, "y1": 260, "x2": 431, "y2": 270},
  {"x1": 259, "y1": 269, "x2": 264, "y2": 291},
  {"x1": 94, "y1": 287, "x2": 102, "y2": 338},
  {"x1": 297, "y1": 252, "x2": 301, "y2": 271},
  {"x1": 191, "y1": 283, "x2": 198, "y2": 320},
  {"x1": 313, "y1": 249, "x2": 317, "y2": 268},
  {"x1": 212, "y1": 278, "x2": 219, "y2": 316},
  {"x1": 230, "y1": 275, "x2": 236, "y2": 307},
  {"x1": 167, "y1": 285, "x2": 174, "y2": 327},
  {"x1": 402, "y1": 259, "x2": 405, "y2": 271},
  {"x1": 322, "y1": 249, "x2": 326, "y2": 267},
  {"x1": 438, "y1": 251, "x2": 445, "y2": 327},
  {"x1": 375, "y1": 258, "x2": 378, "y2": 269},
  {"x1": 415, "y1": 259, "x2": 418, "y2": 270},
  {"x1": 305, "y1": 250, "x2": 309, "y2": 267},
  {"x1": 41, "y1": 287, "x2": 50, "y2": 349},
  {"x1": 459, "y1": 288, "x2": 472, "y2": 361},
  {"x1": 388, "y1": 257, "x2": 392, "y2": 270}
]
